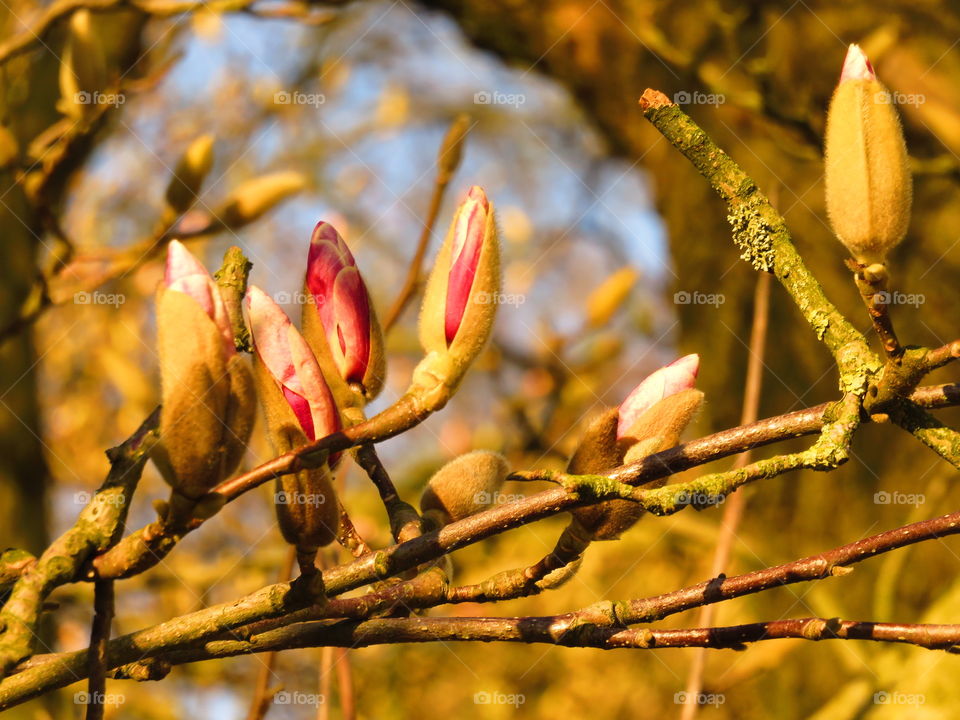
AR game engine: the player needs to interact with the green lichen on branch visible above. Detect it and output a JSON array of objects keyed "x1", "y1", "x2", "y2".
[
  {"x1": 638, "y1": 89, "x2": 878, "y2": 392},
  {"x1": 0, "y1": 409, "x2": 160, "y2": 677}
]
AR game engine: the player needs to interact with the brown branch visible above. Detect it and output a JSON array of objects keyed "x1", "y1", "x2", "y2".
[{"x1": 84, "y1": 580, "x2": 114, "y2": 720}]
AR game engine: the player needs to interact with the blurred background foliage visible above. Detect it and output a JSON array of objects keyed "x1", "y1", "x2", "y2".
[{"x1": 2, "y1": 0, "x2": 960, "y2": 717}]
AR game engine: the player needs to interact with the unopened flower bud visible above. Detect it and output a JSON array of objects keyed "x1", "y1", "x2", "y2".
[
  {"x1": 58, "y1": 10, "x2": 106, "y2": 121},
  {"x1": 152, "y1": 241, "x2": 256, "y2": 499},
  {"x1": 166, "y1": 134, "x2": 215, "y2": 213},
  {"x1": 218, "y1": 171, "x2": 306, "y2": 229},
  {"x1": 585, "y1": 267, "x2": 638, "y2": 329},
  {"x1": 437, "y1": 114, "x2": 471, "y2": 182},
  {"x1": 569, "y1": 355, "x2": 702, "y2": 541},
  {"x1": 246, "y1": 285, "x2": 341, "y2": 550},
  {"x1": 419, "y1": 450, "x2": 510, "y2": 528},
  {"x1": 301, "y1": 222, "x2": 385, "y2": 402},
  {"x1": 825, "y1": 44, "x2": 912, "y2": 265},
  {"x1": 414, "y1": 186, "x2": 500, "y2": 407}
]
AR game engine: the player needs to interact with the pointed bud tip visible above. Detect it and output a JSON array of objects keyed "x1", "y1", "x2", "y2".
[
  {"x1": 617, "y1": 354, "x2": 700, "y2": 437},
  {"x1": 467, "y1": 185, "x2": 489, "y2": 208},
  {"x1": 164, "y1": 239, "x2": 205, "y2": 286},
  {"x1": 840, "y1": 44, "x2": 875, "y2": 83}
]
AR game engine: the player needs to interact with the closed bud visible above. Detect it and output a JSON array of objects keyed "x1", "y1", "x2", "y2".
[
  {"x1": 825, "y1": 44, "x2": 912, "y2": 265},
  {"x1": 301, "y1": 222, "x2": 385, "y2": 403},
  {"x1": 166, "y1": 134, "x2": 215, "y2": 213},
  {"x1": 585, "y1": 267, "x2": 638, "y2": 329},
  {"x1": 419, "y1": 450, "x2": 510, "y2": 527},
  {"x1": 246, "y1": 285, "x2": 341, "y2": 550},
  {"x1": 569, "y1": 355, "x2": 701, "y2": 541},
  {"x1": 151, "y1": 241, "x2": 256, "y2": 499},
  {"x1": 59, "y1": 10, "x2": 107, "y2": 121},
  {"x1": 415, "y1": 186, "x2": 500, "y2": 405},
  {"x1": 218, "y1": 171, "x2": 306, "y2": 229},
  {"x1": 437, "y1": 114, "x2": 471, "y2": 182}
]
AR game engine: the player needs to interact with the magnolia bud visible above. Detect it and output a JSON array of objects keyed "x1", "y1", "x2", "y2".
[
  {"x1": 437, "y1": 114, "x2": 471, "y2": 182},
  {"x1": 569, "y1": 355, "x2": 701, "y2": 540},
  {"x1": 166, "y1": 134, "x2": 215, "y2": 213},
  {"x1": 825, "y1": 44, "x2": 912, "y2": 265},
  {"x1": 301, "y1": 222, "x2": 385, "y2": 403},
  {"x1": 415, "y1": 186, "x2": 500, "y2": 404},
  {"x1": 419, "y1": 450, "x2": 510, "y2": 527},
  {"x1": 585, "y1": 267, "x2": 638, "y2": 329},
  {"x1": 246, "y1": 286, "x2": 341, "y2": 550},
  {"x1": 151, "y1": 241, "x2": 256, "y2": 499},
  {"x1": 58, "y1": 10, "x2": 106, "y2": 121},
  {"x1": 218, "y1": 171, "x2": 306, "y2": 229}
]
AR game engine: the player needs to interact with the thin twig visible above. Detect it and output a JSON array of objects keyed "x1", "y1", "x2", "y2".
[
  {"x1": 681, "y1": 271, "x2": 770, "y2": 720},
  {"x1": 84, "y1": 579, "x2": 114, "y2": 720},
  {"x1": 382, "y1": 114, "x2": 471, "y2": 332}
]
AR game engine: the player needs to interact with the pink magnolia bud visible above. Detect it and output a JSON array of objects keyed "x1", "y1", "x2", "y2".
[
  {"x1": 164, "y1": 240, "x2": 234, "y2": 355},
  {"x1": 839, "y1": 44, "x2": 875, "y2": 83},
  {"x1": 306, "y1": 222, "x2": 374, "y2": 388},
  {"x1": 445, "y1": 185, "x2": 489, "y2": 345},
  {"x1": 246, "y1": 286, "x2": 341, "y2": 443},
  {"x1": 617, "y1": 354, "x2": 699, "y2": 438}
]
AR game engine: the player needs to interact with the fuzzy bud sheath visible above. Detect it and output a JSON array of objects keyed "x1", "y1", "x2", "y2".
[
  {"x1": 419, "y1": 450, "x2": 510, "y2": 528},
  {"x1": 301, "y1": 221, "x2": 386, "y2": 409},
  {"x1": 152, "y1": 241, "x2": 256, "y2": 500},
  {"x1": 824, "y1": 44, "x2": 912, "y2": 265},
  {"x1": 569, "y1": 355, "x2": 703, "y2": 540},
  {"x1": 165, "y1": 134, "x2": 215, "y2": 213},
  {"x1": 413, "y1": 186, "x2": 501, "y2": 411},
  {"x1": 246, "y1": 286, "x2": 341, "y2": 554}
]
